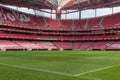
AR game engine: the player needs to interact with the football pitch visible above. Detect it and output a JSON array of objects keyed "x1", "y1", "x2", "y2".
[{"x1": 0, "y1": 51, "x2": 120, "y2": 80}]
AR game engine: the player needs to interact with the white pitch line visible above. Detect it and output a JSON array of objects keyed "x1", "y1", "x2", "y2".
[
  {"x1": 74, "y1": 64, "x2": 120, "y2": 76},
  {"x1": 80, "y1": 76, "x2": 101, "y2": 80},
  {"x1": 0, "y1": 63, "x2": 72, "y2": 76},
  {"x1": 0, "y1": 63, "x2": 101, "y2": 80}
]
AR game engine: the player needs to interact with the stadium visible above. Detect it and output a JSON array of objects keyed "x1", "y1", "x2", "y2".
[{"x1": 0, "y1": 0, "x2": 120, "y2": 80}]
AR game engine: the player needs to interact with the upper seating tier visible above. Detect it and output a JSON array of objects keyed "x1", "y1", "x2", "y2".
[{"x1": 1, "y1": 6, "x2": 120, "y2": 31}]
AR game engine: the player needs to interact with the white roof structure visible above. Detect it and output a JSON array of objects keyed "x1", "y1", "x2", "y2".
[{"x1": 0, "y1": 0, "x2": 120, "y2": 11}]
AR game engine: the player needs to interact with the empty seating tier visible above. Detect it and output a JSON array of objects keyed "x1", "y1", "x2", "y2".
[{"x1": 1, "y1": 6, "x2": 120, "y2": 50}]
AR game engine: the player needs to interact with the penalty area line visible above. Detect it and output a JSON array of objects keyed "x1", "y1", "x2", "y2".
[
  {"x1": 0, "y1": 63, "x2": 100, "y2": 80},
  {"x1": 74, "y1": 64, "x2": 120, "y2": 76},
  {"x1": 0, "y1": 63, "x2": 72, "y2": 76}
]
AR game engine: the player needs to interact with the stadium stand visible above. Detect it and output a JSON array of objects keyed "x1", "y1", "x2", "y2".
[
  {"x1": 106, "y1": 41, "x2": 120, "y2": 50},
  {"x1": 89, "y1": 41, "x2": 114, "y2": 50},
  {"x1": 0, "y1": 40, "x2": 23, "y2": 51},
  {"x1": 1, "y1": 6, "x2": 120, "y2": 51}
]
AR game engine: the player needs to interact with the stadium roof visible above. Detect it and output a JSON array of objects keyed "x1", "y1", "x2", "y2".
[{"x1": 0, "y1": 0, "x2": 120, "y2": 11}]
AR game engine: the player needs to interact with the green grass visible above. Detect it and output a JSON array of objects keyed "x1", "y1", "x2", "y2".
[{"x1": 0, "y1": 51, "x2": 120, "y2": 80}]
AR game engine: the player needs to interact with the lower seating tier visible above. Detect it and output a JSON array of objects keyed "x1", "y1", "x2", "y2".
[
  {"x1": 0, "y1": 40, "x2": 120, "y2": 50},
  {"x1": 0, "y1": 40, "x2": 58, "y2": 51}
]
